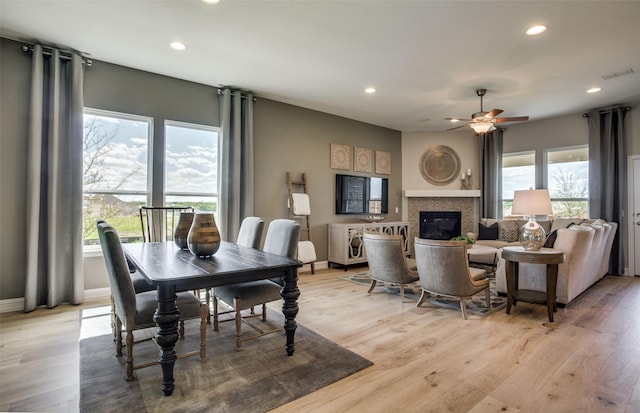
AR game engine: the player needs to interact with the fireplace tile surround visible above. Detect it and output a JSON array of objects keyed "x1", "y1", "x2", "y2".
[{"x1": 405, "y1": 190, "x2": 480, "y2": 254}]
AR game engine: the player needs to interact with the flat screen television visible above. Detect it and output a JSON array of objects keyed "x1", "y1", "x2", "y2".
[{"x1": 335, "y1": 174, "x2": 388, "y2": 214}]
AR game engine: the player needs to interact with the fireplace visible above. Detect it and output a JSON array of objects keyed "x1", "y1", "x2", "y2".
[{"x1": 419, "y1": 211, "x2": 461, "y2": 240}]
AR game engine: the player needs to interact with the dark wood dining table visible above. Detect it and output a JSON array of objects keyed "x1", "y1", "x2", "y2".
[{"x1": 122, "y1": 241, "x2": 303, "y2": 396}]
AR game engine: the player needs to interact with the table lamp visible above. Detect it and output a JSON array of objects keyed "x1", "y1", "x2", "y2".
[{"x1": 511, "y1": 189, "x2": 553, "y2": 251}]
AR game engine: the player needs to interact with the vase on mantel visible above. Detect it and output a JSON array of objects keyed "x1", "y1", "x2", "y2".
[
  {"x1": 187, "y1": 213, "x2": 221, "y2": 257},
  {"x1": 174, "y1": 212, "x2": 195, "y2": 249}
]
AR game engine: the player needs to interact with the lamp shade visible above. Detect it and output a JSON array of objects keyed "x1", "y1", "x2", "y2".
[
  {"x1": 511, "y1": 189, "x2": 553, "y2": 216},
  {"x1": 470, "y1": 122, "x2": 496, "y2": 134}
]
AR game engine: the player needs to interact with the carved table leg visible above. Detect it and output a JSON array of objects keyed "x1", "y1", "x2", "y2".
[
  {"x1": 546, "y1": 263, "x2": 559, "y2": 322},
  {"x1": 281, "y1": 268, "x2": 300, "y2": 356},
  {"x1": 154, "y1": 284, "x2": 180, "y2": 396}
]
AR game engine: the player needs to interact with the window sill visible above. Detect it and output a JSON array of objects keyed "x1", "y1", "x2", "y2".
[{"x1": 83, "y1": 246, "x2": 103, "y2": 258}]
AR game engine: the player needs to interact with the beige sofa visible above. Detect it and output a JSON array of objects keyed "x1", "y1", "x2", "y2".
[{"x1": 470, "y1": 219, "x2": 617, "y2": 305}]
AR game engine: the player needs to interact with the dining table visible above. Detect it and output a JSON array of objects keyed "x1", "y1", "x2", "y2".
[{"x1": 122, "y1": 241, "x2": 303, "y2": 396}]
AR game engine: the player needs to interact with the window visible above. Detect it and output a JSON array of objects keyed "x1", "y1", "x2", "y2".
[
  {"x1": 502, "y1": 151, "x2": 535, "y2": 217},
  {"x1": 83, "y1": 109, "x2": 151, "y2": 245},
  {"x1": 164, "y1": 121, "x2": 219, "y2": 216},
  {"x1": 82, "y1": 110, "x2": 220, "y2": 247},
  {"x1": 545, "y1": 146, "x2": 589, "y2": 218}
]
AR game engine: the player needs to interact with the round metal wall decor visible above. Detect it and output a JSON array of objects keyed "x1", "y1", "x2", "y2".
[{"x1": 419, "y1": 145, "x2": 461, "y2": 185}]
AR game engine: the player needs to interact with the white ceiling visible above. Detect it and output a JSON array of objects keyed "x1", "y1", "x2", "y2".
[{"x1": 1, "y1": 0, "x2": 639, "y2": 132}]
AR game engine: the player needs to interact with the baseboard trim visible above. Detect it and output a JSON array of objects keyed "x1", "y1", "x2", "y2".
[{"x1": 0, "y1": 287, "x2": 112, "y2": 314}]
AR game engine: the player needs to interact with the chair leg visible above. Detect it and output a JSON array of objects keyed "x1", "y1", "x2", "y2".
[
  {"x1": 416, "y1": 290, "x2": 428, "y2": 307},
  {"x1": 205, "y1": 288, "x2": 212, "y2": 324},
  {"x1": 200, "y1": 304, "x2": 208, "y2": 361},
  {"x1": 485, "y1": 287, "x2": 491, "y2": 309},
  {"x1": 125, "y1": 326, "x2": 134, "y2": 381},
  {"x1": 459, "y1": 298, "x2": 468, "y2": 319},
  {"x1": 213, "y1": 295, "x2": 219, "y2": 332},
  {"x1": 400, "y1": 285, "x2": 405, "y2": 302},
  {"x1": 261, "y1": 303, "x2": 267, "y2": 321},
  {"x1": 367, "y1": 279, "x2": 377, "y2": 294},
  {"x1": 234, "y1": 298, "x2": 243, "y2": 352},
  {"x1": 115, "y1": 317, "x2": 123, "y2": 357},
  {"x1": 110, "y1": 295, "x2": 117, "y2": 342},
  {"x1": 179, "y1": 320, "x2": 185, "y2": 339},
  {"x1": 311, "y1": 262, "x2": 316, "y2": 274}
]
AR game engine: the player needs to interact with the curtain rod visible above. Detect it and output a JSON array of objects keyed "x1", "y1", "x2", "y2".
[
  {"x1": 217, "y1": 89, "x2": 257, "y2": 101},
  {"x1": 582, "y1": 106, "x2": 631, "y2": 117},
  {"x1": 21, "y1": 44, "x2": 92, "y2": 67}
]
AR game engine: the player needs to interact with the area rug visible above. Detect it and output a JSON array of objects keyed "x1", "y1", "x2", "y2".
[
  {"x1": 343, "y1": 272, "x2": 506, "y2": 316},
  {"x1": 80, "y1": 306, "x2": 372, "y2": 413}
]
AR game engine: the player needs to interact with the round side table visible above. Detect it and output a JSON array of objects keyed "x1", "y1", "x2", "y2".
[{"x1": 502, "y1": 246, "x2": 565, "y2": 322}]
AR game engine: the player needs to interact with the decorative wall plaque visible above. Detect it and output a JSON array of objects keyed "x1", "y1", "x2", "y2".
[
  {"x1": 419, "y1": 145, "x2": 461, "y2": 185},
  {"x1": 330, "y1": 143, "x2": 351, "y2": 170},
  {"x1": 375, "y1": 151, "x2": 391, "y2": 175},
  {"x1": 354, "y1": 147, "x2": 373, "y2": 172}
]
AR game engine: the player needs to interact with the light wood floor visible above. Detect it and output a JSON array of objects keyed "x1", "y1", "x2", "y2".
[{"x1": 2, "y1": 268, "x2": 640, "y2": 412}]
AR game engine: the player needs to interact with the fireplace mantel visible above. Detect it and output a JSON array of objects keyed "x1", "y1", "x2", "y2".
[{"x1": 404, "y1": 190, "x2": 481, "y2": 198}]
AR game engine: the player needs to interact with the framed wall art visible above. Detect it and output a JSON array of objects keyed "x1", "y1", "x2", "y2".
[
  {"x1": 354, "y1": 147, "x2": 373, "y2": 173},
  {"x1": 330, "y1": 143, "x2": 352, "y2": 170},
  {"x1": 375, "y1": 150, "x2": 391, "y2": 175}
]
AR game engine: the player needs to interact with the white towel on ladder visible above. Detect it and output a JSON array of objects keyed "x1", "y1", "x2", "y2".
[
  {"x1": 297, "y1": 240, "x2": 316, "y2": 264},
  {"x1": 291, "y1": 193, "x2": 311, "y2": 216}
]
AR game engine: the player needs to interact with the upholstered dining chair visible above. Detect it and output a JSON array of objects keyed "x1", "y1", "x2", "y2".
[
  {"x1": 97, "y1": 221, "x2": 208, "y2": 381},
  {"x1": 212, "y1": 219, "x2": 301, "y2": 351},
  {"x1": 236, "y1": 216, "x2": 265, "y2": 249},
  {"x1": 362, "y1": 233, "x2": 419, "y2": 302},
  {"x1": 205, "y1": 216, "x2": 265, "y2": 321},
  {"x1": 413, "y1": 238, "x2": 490, "y2": 319}
]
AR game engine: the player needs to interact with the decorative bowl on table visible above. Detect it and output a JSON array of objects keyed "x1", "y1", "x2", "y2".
[{"x1": 360, "y1": 215, "x2": 385, "y2": 223}]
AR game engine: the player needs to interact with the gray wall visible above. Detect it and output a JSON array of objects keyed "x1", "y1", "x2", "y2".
[{"x1": 0, "y1": 37, "x2": 402, "y2": 299}]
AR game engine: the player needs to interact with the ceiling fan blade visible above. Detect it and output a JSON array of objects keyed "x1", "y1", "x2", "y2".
[
  {"x1": 485, "y1": 109, "x2": 503, "y2": 119},
  {"x1": 445, "y1": 117, "x2": 470, "y2": 121},
  {"x1": 495, "y1": 116, "x2": 530, "y2": 123},
  {"x1": 447, "y1": 122, "x2": 470, "y2": 131}
]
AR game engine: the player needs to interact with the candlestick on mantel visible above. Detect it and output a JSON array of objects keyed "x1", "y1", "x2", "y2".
[{"x1": 467, "y1": 169, "x2": 471, "y2": 176}]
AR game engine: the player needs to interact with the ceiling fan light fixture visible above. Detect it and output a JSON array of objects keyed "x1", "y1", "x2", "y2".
[{"x1": 470, "y1": 122, "x2": 495, "y2": 134}]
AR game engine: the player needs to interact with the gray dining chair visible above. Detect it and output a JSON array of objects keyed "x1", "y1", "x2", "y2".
[
  {"x1": 97, "y1": 221, "x2": 208, "y2": 381},
  {"x1": 414, "y1": 238, "x2": 490, "y2": 319},
  {"x1": 362, "y1": 233, "x2": 419, "y2": 302},
  {"x1": 212, "y1": 219, "x2": 301, "y2": 351}
]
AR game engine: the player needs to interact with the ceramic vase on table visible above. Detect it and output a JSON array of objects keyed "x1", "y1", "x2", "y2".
[
  {"x1": 174, "y1": 212, "x2": 195, "y2": 249},
  {"x1": 187, "y1": 212, "x2": 221, "y2": 257}
]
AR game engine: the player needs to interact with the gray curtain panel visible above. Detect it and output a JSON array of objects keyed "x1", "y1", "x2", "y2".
[
  {"x1": 219, "y1": 88, "x2": 254, "y2": 241},
  {"x1": 25, "y1": 45, "x2": 85, "y2": 311},
  {"x1": 587, "y1": 107, "x2": 627, "y2": 275},
  {"x1": 480, "y1": 129, "x2": 503, "y2": 219}
]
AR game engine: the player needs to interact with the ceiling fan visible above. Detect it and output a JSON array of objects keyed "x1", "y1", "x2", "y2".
[{"x1": 446, "y1": 89, "x2": 529, "y2": 134}]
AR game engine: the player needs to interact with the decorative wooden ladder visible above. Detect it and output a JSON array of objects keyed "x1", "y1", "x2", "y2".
[{"x1": 287, "y1": 171, "x2": 316, "y2": 274}]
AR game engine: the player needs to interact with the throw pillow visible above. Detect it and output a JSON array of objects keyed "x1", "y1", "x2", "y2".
[
  {"x1": 543, "y1": 229, "x2": 558, "y2": 248},
  {"x1": 499, "y1": 220, "x2": 520, "y2": 243},
  {"x1": 478, "y1": 222, "x2": 499, "y2": 240}
]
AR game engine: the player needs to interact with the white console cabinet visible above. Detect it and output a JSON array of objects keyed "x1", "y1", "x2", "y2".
[{"x1": 328, "y1": 221, "x2": 410, "y2": 268}]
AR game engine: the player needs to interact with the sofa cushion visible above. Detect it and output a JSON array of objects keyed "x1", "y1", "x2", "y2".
[
  {"x1": 499, "y1": 220, "x2": 520, "y2": 242},
  {"x1": 478, "y1": 222, "x2": 499, "y2": 240}
]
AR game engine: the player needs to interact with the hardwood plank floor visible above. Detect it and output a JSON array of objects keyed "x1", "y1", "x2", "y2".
[{"x1": 1, "y1": 268, "x2": 639, "y2": 412}]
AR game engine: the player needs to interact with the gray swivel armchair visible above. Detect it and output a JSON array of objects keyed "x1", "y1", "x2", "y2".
[
  {"x1": 362, "y1": 233, "x2": 419, "y2": 302},
  {"x1": 97, "y1": 221, "x2": 208, "y2": 381},
  {"x1": 213, "y1": 219, "x2": 301, "y2": 351},
  {"x1": 414, "y1": 238, "x2": 490, "y2": 319}
]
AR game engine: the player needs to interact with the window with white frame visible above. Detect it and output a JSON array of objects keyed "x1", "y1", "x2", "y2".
[
  {"x1": 545, "y1": 146, "x2": 589, "y2": 218},
  {"x1": 83, "y1": 109, "x2": 151, "y2": 245},
  {"x1": 164, "y1": 120, "x2": 219, "y2": 216},
  {"x1": 502, "y1": 151, "x2": 535, "y2": 217}
]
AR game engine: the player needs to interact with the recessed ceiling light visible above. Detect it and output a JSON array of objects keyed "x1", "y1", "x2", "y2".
[
  {"x1": 170, "y1": 42, "x2": 186, "y2": 51},
  {"x1": 202, "y1": 0, "x2": 220, "y2": 4},
  {"x1": 364, "y1": 87, "x2": 376, "y2": 94},
  {"x1": 526, "y1": 25, "x2": 547, "y2": 36},
  {"x1": 450, "y1": 119, "x2": 460, "y2": 123},
  {"x1": 587, "y1": 87, "x2": 602, "y2": 93}
]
